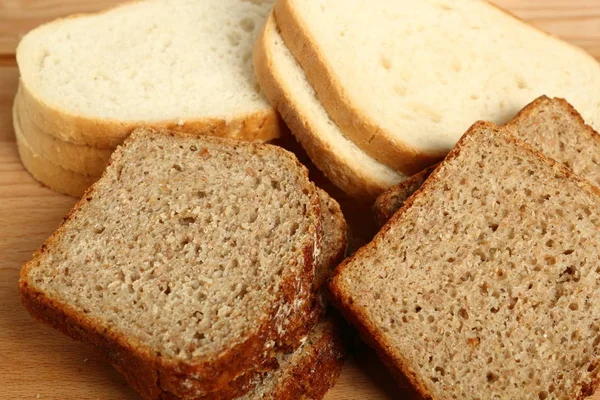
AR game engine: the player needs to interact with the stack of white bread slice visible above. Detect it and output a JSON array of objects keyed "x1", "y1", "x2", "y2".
[
  {"x1": 19, "y1": 128, "x2": 348, "y2": 400},
  {"x1": 15, "y1": 0, "x2": 282, "y2": 197},
  {"x1": 255, "y1": 0, "x2": 600, "y2": 203}
]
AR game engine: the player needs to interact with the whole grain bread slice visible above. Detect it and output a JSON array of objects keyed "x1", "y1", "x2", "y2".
[
  {"x1": 331, "y1": 121, "x2": 600, "y2": 399},
  {"x1": 205, "y1": 189, "x2": 346, "y2": 399},
  {"x1": 374, "y1": 96, "x2": 600, "y2": 227},
  {"x1": 254, "y1": 13, "x2": 405, "y2": 203},
  {"x1": 19, "y1": 128, "x2": 323, "y2": 399}
]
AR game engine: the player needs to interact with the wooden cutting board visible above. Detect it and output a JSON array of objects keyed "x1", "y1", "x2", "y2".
[{"x1": 1, "y1": 1, "x2": 600, "y2": 399}]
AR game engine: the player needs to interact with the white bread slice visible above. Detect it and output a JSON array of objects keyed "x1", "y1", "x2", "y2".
[
  {"x1": 14, "y1": 102, "x2": 98, "y2": 197},
  {"x1": 275, "y1": 0, "x2": 600, "y2": 174},
  {"x1": 15, "y1": 87, "x2": 111, "y2": 176},
  {"x1": 254, "y1": 13, "x2": 405, "y2": 203},
  {"x1": 17, "y1": 0, "x2": 281, "y2": 149}
]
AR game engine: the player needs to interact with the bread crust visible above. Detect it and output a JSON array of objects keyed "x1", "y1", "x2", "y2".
[
  {"x1": 264, "y1": 317, "x2": 346, "y2": 400},
  {"x1": 331, "y1": 121, "x2": 600, "y2": 400},
  {"x1": 14, "y1": 102, "x2": 99, "y2": 197},
  {"x1": 19, "y1": 128, "x2": 324, "y2": 399},
  {"x1": 254, "y1": 13, "x2": 404, "y2": 204},
  {"x1": 15, "y1": 87, "x2": 112, "y2": 176},
  {"x1": 18, "y1": 81, "x2": 282, "y2": 149},
  {"x1": 273, "y1": 0, "x2": 445, "y2": 175},
  {"x1": 373, "y1": 165, "x2": 437, "y2": 228},
  {"x1": 16, "y1": 0, "x2": 282, "y2": 149}
]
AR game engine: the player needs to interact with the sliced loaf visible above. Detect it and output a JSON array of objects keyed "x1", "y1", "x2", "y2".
[
  {"x1": 17, "y1": 0, "x2": 280, "y2": 149},
  {"x1": 275, "y1": 0, "x2": 600, "y2": 174},
  {"x1": 374, "y1": 96, "x2": 600, "y2": 226},
  {"x1": 331, "y1": 122, "x2": 600, "y2": 399},
  {"x1": 254, "y1": 13, "x2": 405, "y2": 203},
  {"x1": 19, "y1": 128, "x2": 323, "y2": 399}
]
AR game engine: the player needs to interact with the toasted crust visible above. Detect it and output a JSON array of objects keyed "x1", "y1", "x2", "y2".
[
  {"x1": 254, "y1": 13, "x2": 404, "y2": 203},
  {"x1": 373, "y1": 165, "x2": 437, "y2": 228},
  {"x1": 19, "y1": 81, "x2": 282, "y2": 149},
  {"x1": 15, "y1": 87, "x2": 112, "y2": 176},
  {"x1": 14, "y1": 102, "x2": 99, "y2": 197},
  {"x1": 331, "y1": 121, "x2": 600, "y2": 400},
  {"x1": 273, "y1": 0, "x2": 444, "y2": 174},
  {"x1": 19, "y1": 128, "x2": 324, "y2": 399}
]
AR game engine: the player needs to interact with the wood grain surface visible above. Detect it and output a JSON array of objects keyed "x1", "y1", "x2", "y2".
[{"x1": 1, "y1": 1, "x2": 600, "y2": 399}]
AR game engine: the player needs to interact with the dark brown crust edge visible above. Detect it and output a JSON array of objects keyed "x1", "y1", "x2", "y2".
[
  {"x1": 330, "y1": 121, "x2": 600, "y2": 400},
  {"x1": 19, "y1": 127, "x2": 323, "y2": 399},
  {"x1": 268, "y1": 317, "x2": 347, "y2": 400}
]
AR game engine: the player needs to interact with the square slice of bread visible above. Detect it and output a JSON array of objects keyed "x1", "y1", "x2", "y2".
[
  {"x1": 19, "y1": 128, "x2": 323, "y2": 399},
  {"x1": 17, "y1": 0, "x2": 281, "y2": 148},
  {"x1": 254, "y1": 13, "x2": 405, "y2": 203},
  {"x1": 374, "y1": 96, "x2": 600, "y2": 227},
  {"x1": 275, "y1": 0, "x2": 600, "y2": 174},
  {"x1": 332, "y1": 122, "x2": 600, "y2": 399}
]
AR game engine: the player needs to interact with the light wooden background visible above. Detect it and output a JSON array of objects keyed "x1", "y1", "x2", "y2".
[{"x1": 1, "y1": 1, "x2": 600, "y2": 399}]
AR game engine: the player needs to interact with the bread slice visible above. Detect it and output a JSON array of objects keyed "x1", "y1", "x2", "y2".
[
  {"x1": 238, "y1": 317, "x2": 345, "y2": 400},
  {"x1": 14, "y1": 101, "x2": 98, "y2": 197},
  {"x1": 17, "y1": 0, "x2": 281, "y2": 149},
  {"x1": 374, "y1": 96, "x2": 600, "y2": 226},
  {"x1": 275, "y1": 0, "x2": 600, "y2": 174},
  {"x1": 331, "y1": 121, "x2": 600, "y2": 399},
  {"x1": 15, "y1": 87, "x2": 111, "y2": 176},
  {"x1": 209, "y1": 189, "x2": 346, "y2": 399},
  {"x1": 19, "y1": 128, "x2": 323, "y2": 399},
  {"x1": 254, "y1": 13, "x2": 405, "y2": 203}
]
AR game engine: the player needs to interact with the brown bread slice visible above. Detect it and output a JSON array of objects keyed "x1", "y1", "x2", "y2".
[
  {"x1": 19, "y1": 128, "x2": 323, "y2": 399},
  {"x1": 197, "y1": 189, "x2": 347, "y2": 400},
  {"x1": 331, "y1": 121, "x2": 600, "y2": 399},
  {"x1": 237, "y1": 316, "x2": 346, "y2": 400},
  {"x1": 374, "y1": 96, "x2": 600, "y2": 227}
]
